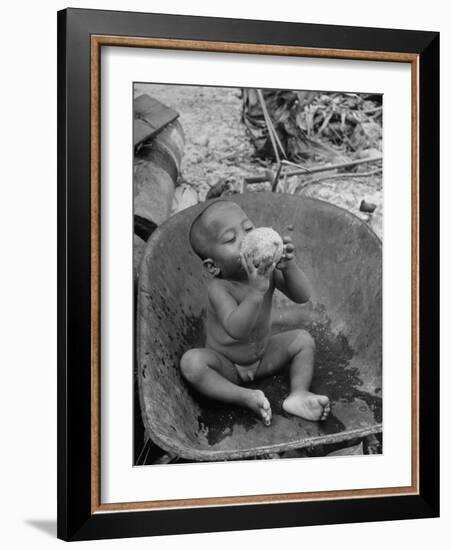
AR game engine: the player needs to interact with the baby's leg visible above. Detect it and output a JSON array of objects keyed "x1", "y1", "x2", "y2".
[
  {"x1": 180, "y1": 348, "x2": 272, "y2": 426},
  {"x1": 256, "y1": 330, "x2": 330, "y2": 421}
]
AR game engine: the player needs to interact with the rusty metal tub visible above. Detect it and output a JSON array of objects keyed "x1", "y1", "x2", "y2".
[{"x1": 137, "y1": 193, "x2": 382, "y2": 461}]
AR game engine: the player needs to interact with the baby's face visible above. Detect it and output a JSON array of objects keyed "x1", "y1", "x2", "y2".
[{"x1": 204, "y1": 203, "x2": 254, "y2": 278}]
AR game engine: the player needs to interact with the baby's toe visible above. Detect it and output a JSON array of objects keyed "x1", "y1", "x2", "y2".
[
  {"x1": 318, "y1": 395, "x2": 329, "y2": 407},
  {"x1": 264, "y1": 403, "x2": 272, "y2": 423},
  {"x1": 263, "y1": 410, "x2": 272, "y2": 426}
]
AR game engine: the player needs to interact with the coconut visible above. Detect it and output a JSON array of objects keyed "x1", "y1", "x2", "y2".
[{"x1": 241, "y1": 227, "x2": 284, "y2": 267}]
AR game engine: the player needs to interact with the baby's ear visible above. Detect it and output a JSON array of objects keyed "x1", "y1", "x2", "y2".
[{"x1": 203, "y1": 258, "x2": 220, "y2": 277}]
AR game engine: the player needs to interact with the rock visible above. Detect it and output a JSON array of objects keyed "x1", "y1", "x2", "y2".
[
  {"x1": 266, "y1": 452, "x2": 281, "y2": 460},
  {"x1": 351, "y1": 122, "x2": 382, "y2": 150},
  {"x1": 171, "y1": 184, "x2": 199, "y2": 215},
  {"x1": 360, "y1": 200, "x2": 377, "y2": 213},
  {"x1": 327, "y1": 441, "x2": 364, "y2": 456},
  {"x1": 356, "y1": 147, "x2": 381, "y2": 159},
  {"x1": 152, "y1": 453, "x2": 179, "y2": 464},
  {"x1": 363, "y1": 433, "x2": 382, "y2": 454},
  {"x1": 193, "y1": 133, "x2": 209, "y2": 147},
  {"x1": 282, "y1": 448, "x2": 308, "y2": 459},
  {"x1": 206, "y1": 178, "x2": 240, "y2": 199}
]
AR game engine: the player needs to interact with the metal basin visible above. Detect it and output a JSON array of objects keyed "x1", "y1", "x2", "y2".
[{"x1": 137, "y1": 193, "x2": 382, "y2": 461}]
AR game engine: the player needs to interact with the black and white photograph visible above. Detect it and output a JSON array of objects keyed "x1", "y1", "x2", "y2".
[
  {"x1": 133, "y1": 83, "x2": 383, "y2": 465},
  {"x1": 1, "y1": 0, "x2": 444, "y2": 545}
]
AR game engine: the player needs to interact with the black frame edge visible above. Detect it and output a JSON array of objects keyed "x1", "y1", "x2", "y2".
[
  {"x1": 418, "y1": 32, "x2": 440, "y2": 516},
  {"x1": 65, "y1": 6, "x2": 437, "y2": 53},
  {"x1": 58, "y1": 7, "x2": 95, "y2": 541},
  {"x1": 57, "y1": 8, "x2": 68, "y2": 542},
  {"x1": 70, "y1": 495, "x2": 437, "y2": 542}
]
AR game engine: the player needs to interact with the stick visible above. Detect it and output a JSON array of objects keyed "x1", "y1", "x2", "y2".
[
  {"x1": 257, "y1": 90, "x2": 280, "y2": 163},
  {"x1": 268, "y1": 121, "x2": 287, "y2": 160},
  {"x1": 284, "y1": 155, "x2": 382, "y2": 178},
  {"x1": 243, "y1": 156, "x2": 382, "y2": 186},
  {"x1": 297, "y1": 168, "x2": 382, "y2": 188},
  {"x1": 257, "y1": 90, "x2": 287, "y2": 162},
  {"x1": 258, "y1": 91, "x2": 287, "y2": 158},
  {"x1": 281, "y1": 159, "x2": 311, "y2": 173},
  {"x1": 272, "y1": 162, "x2": 283, "y2": 192}
]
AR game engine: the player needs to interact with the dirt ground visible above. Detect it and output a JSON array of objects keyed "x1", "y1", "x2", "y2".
[{"x1": 134, "y1": 83, "x2": 383, "y2": 239}]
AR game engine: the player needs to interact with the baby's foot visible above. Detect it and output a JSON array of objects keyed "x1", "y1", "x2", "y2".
[
  {"x1": 282, "y1": 391, "x2": 330, "y2": 421},
  {"x1": 245, "y1": 389, "x2": 272, "y2": 426}
]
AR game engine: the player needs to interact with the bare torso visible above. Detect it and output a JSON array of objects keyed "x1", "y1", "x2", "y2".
[{"x1": 205, "y1": 277, "x2": 275, "y2": 365}]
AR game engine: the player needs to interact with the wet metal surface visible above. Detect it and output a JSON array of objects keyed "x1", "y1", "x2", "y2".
[{"x1": 196, "y1": 315, "x2": 381, "y2": 448}]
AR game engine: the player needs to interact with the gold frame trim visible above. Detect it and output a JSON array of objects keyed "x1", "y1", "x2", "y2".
[{"x1": 90, "y1": 35, "x2": 420, "y2": 514}]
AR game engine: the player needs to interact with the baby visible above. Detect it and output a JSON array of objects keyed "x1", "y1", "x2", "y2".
[{"x1": 180, "y1": 199, "x2": 330, "y2": 426}]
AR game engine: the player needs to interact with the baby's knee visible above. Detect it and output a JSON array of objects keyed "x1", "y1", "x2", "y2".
[
  {"x1": 288, "y1": 329, "x2": 315, "y2": 356},
  {"x1": 180, "y1": 349, "x2": 206, "y2": 383}
]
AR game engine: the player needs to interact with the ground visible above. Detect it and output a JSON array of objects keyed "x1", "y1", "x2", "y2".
[{"x1": 134, "y1": 83, "x2": 382, "y2": 238}]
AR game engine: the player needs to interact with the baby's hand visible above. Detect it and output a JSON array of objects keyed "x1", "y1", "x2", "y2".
[
  {"x1": 240, "y1": 251, "x2": 275, "y2": 295},
  {"x1": 276, "y1": 236, "x2": 295, "y2": 271}
]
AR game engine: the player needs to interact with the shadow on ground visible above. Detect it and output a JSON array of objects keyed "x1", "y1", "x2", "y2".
[{"x1": 25, "y1": 519, "x2": 57, "y2": 538}]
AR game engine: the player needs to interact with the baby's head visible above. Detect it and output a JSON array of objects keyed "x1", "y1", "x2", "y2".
[{"x1": 189, "y1": 200, "x2": 254, "y2": 279}]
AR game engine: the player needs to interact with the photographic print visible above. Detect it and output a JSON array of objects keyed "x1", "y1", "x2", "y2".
[{"x1": 133, "y1": 83, "x2": 383, "y2": 465}]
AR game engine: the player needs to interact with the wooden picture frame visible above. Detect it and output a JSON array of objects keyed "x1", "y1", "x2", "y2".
[{"x1": 57, "y1": 7, "x2": 439, "y2": 541}]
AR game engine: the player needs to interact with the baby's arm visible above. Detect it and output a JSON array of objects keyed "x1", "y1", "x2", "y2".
[
  {"x1": 274, "y1": 236, "x2": 312, "y2": 303},
  {"x1": 208, "y1": 280, "x2": 265, "y2": 340}
]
